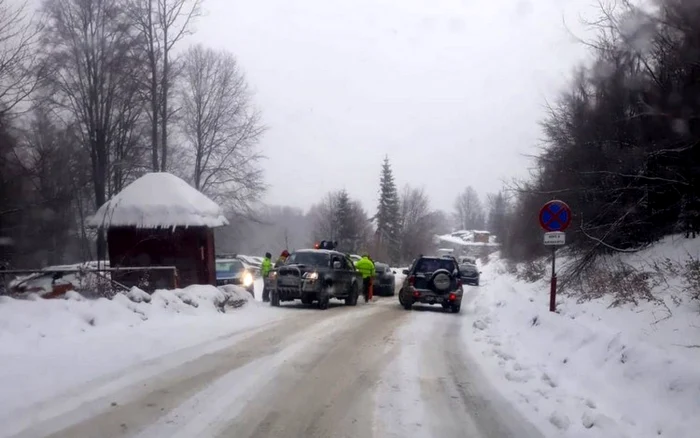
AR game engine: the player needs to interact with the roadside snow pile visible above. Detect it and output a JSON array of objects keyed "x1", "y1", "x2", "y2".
[
  {"x1": 0, "y1": 284, "x2": 254, "y2": 338},
  {"x1": 0, "y1": 284, "x2": 272, "y2": 415},
  {"x1": 466, "y1": 237, "x2": 700, "y2": 438}
]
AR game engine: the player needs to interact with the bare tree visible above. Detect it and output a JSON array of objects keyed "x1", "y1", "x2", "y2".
[
  {"x1": 41, "y1": 0, "x2": 144, "y2": 258},
  {"x1": 180, "y1": 44, "x2": 265, "y2": 210},
  {"x1": 0, "y1": 0, "x2": 43, "y2": 116},
  {"x1": 454, "y1": 186, "x2": 485, "y2": 230},
  {"x1": 127, "y1": 0, "x2": 201, "y2": 171},
  {"x1": 399, "y1": 185, "x2": 437, "y2": 264},
  {"x1": 308, "y1": 192, "x2": 339, "y2": 242}
]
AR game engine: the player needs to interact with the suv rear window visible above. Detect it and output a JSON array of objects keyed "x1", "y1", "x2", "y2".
[{"x1": 414, "y1": 258, "x2": 457, "y2": 274}]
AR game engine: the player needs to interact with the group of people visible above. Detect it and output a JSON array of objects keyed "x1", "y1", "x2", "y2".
[
  {"x1": 260, "y1": 249, "x2": 290, "y2": 302},
  {"x1": 258, "y1": 249, "x2": 377, "y2": 303}
]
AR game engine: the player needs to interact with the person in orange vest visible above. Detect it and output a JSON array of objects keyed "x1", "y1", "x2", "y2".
[{"x1": 275, "y1": 249, "x2": 289, "y2": 268}]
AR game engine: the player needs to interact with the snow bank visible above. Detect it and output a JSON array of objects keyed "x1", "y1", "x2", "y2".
[
  {"x1": 0, "y1": 284, "x2": 278, "y2": 416},
  {"x1": 465, "y1": 242, "x2": 700, "y2": 438},
  {"x1": 89, "y1": 172, "x2": 228, "y2": 228}
]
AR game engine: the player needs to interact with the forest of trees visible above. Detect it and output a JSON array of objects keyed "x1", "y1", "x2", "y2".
[
  {"x1": 5, "y1": 0, "x2": 688, "y2": 273},
  {"x1": 0, "y1": 0, "x2": 264, "y2": 267},
  {"x1": 501, "y1": 0, "x2": 700, "y2": 266},
  {"x1": 215, "y1": 156, "x2": 505, "y2": 267}
]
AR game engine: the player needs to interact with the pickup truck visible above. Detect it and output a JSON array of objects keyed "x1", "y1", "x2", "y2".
[{"x1": 270, "y1": 249, "x2": 362, "y2": 309}]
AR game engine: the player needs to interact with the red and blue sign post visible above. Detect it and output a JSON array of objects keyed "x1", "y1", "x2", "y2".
[{"x1": 538, "y1": 200, "x2": 572, "y2": 312}]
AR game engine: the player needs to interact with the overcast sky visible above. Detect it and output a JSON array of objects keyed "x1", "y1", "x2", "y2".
[{"x1": 191, "y1": 0, "x2": 596, "y2": 214}]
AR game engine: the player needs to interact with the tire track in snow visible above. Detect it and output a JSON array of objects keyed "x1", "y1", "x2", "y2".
[
  {"x1": 8, "y1": 303, "x2": 373, "y2": 438},
  {"x1": 214, "y1": 301, "x2": 408, "y2": 438}
]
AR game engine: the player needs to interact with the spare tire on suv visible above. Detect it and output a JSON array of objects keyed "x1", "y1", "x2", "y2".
[{"x1": 430, "y1": 269, "x2": 452, "y2": 292}]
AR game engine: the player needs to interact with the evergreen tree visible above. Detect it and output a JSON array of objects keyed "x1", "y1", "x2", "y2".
[
  {"x1": 334, "y1": 189, "x2": 353, "y2": 251},
  {"x1": 375, "y1": 156, "x2": 401, "y2": 264}
]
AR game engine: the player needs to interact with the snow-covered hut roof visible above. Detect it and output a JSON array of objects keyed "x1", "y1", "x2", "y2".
[{"x1": 89, "y1": 173, "x2": 229, "y2": 229}]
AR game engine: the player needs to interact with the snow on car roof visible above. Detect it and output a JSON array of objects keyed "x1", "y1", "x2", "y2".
[{"x1": 88, "y1": 172, "x2": 228, "y2": 229}]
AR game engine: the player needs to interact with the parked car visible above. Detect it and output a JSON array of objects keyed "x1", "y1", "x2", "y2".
[
  {"x1": 235, "y1": 255, "x2": 262, "y2": 277},
  {"x1": 373, "y1": 262, "x2": 395, "y2": 296},
  {"x1": 6, "y1": 262, "x2": 113, "y2": 299},
  {"x1": 215, "y1": 258, "x2": 255, "y2": 296},
  {"x1": 398, "y1": 255, "x2": 463, "y2": 313},
  {"x1": 458, "y1": 256, "x2": 477, "y2": 265},
  {"x1": 459, "y1": 263, "x2": 481, "y2": 286},
  {"x1": 270, "y1": 249, "x2": 362, "y2": 309}
]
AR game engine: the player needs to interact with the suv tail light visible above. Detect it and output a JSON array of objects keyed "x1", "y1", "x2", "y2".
[
  {"x1": 408, "y1": 275, "x2": 416, "y2": 286},
  {"x1": 413, "y1": 290, "x2": 421, "y2": 298},
  {"x1": 449, "y1": 293, "x2": 457, "y2": 301}
]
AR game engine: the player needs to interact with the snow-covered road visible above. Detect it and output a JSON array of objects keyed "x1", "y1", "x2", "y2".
[{"x1": 3, "y1": 295, "x2": 541, "y2": 438}]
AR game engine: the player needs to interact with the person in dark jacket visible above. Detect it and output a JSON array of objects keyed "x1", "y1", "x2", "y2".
[{"x1": 261, "y1": 252, "x2": 272, "y2": 302}]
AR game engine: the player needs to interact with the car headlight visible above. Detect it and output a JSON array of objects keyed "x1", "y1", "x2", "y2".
[
  {"x1": 304, "y1": 272, "x2": 318, "y2": 280},
  {"x1": 242, "y1": 272, "x2": 254, "y2": 287}
]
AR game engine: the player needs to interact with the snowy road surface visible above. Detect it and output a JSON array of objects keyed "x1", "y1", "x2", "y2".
[{"x1": 4, "y1": 296, "x2": 542, "y2": 438}]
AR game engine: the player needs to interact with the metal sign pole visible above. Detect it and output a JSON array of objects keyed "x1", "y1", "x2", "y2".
[
  {"x1": 539, "y1": 199, "x2": 571, "y2": 313},
  {"x1": 549, "y1": 246, "x2": 557, "y2": 312}
]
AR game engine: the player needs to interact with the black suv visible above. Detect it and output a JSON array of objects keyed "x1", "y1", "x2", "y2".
[
  {"x1": 459, "y1": 263, "x2": 481, "y2": 286},
  {"x1": 270, "y1": 249, "x2": 362, "y2": 309},
  {"x1": 398, "y1": 256, "x2": 464, "y2": 313}
]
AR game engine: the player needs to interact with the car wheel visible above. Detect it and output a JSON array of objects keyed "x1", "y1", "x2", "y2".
[
  {"x1": 318, "y1": 290, "x2": 330, "y2": 310},
  {"x1": 270, "y1": 290, "x2": 280, "y2": 307},
  {"x1": 345, "y1": 283, "x2": 359, "y2": 306},
  {"x1": 403, "y1": 301, "x2": 413, "y2": 310}
]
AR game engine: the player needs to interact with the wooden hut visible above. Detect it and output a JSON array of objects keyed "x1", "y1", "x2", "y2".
[{"x1": 89, "y1": 173, "x2": 228, "y2": 290}]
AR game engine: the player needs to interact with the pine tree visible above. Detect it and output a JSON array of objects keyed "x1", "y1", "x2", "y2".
[
  {"x1": 375, "y1": 156, "x2": 401, "y2": 264},
  {"x1": 334, "y1": 189, "x2": 353, "y2": 251}
]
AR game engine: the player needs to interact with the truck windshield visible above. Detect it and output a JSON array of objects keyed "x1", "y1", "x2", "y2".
[{"x1": 285, "y1": 252, "x2": 330, "y2": 267}]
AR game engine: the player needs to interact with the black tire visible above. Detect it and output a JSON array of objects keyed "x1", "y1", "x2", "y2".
[
  {"x1": 345, "y1": 283, "x2": 359, "y2": 306},
  {"x1": 318, "y1": 290, "x2": 330, "y2": 310},
  {"x1": 398, "y1": 289, "x2": 405, "y2": 305},
  {"x1": 451, "y1": 304, "x2": 461, "y2": 313},
  {"x1": 301, "y1": 295, "x2": 313, "y2": 305},
  {"x1": 403, "y1": 301, "x2": 413, "y2": 310},
  {"x1": 270, "y1": 290, "x2": 280, "y2": 307}
]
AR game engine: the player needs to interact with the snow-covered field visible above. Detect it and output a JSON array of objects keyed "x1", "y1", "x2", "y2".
[
  {"x1": 0, "y1": 282, "x2": 286, "y2": 432},
  {"x1": 464, "y1": 236, "x2": 700, "y2": 438}
]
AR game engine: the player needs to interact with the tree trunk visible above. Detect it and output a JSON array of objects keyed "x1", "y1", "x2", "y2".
[
  {"x1": 160, "y1": 26, "x2": 169, "y2": 172},
  {"x1": 148, "y1": 6, "x2": 159, "y2": 171},
  {"x1": 93, "y1": 128, "x2": 109, "y2": 260}
]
